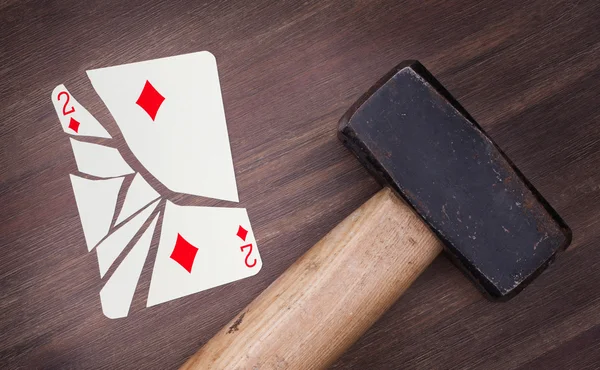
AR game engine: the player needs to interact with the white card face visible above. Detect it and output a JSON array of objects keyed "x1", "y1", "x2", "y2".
[
  {"x1": 70, "y1": 175, "x2": 124, "y2": 251},
  {"x1": 70, "y1": 139, "x2": 134, "y2": 178},
  {"x1": 115, "y1": 173, "x2": 160, "y2": 226},
  {"x1": 96, "y1": 199, "x2": 160, "y2": 277},
  {"x1": 86, "y1": 51, "x2": 239, "y2": 202},
  {"x1": 147, "y1": 201, "x2": 261, "y2": 307},
  {"x1": 51, "y1": 84, "x2": 111, "y2": 138},
  {"x1": 100, "y1": 213, "x2": 159, "y2": 319}
]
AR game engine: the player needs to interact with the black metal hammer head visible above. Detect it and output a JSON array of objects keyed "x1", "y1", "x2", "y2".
[{"x1": 339, "y1": 61, "x2": 572, "y2": 300}]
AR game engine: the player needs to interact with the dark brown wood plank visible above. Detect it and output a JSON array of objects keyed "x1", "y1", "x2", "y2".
[{"x1": 1, "y1": 0, "x2": 599, "y2": 369}]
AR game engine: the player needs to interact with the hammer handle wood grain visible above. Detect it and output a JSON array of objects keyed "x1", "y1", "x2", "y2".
[{"x1": 181, "y1": 188, "x2": 443, "y2": 370}]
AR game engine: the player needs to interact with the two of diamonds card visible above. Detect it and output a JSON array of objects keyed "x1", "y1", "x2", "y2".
[{"x1": 52, "y1": 51, "x2": 262, "y2": 318}]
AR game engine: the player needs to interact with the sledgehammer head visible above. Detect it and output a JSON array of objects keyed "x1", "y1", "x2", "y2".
[{"x1": 338, "y1": 61, "x2": 571, "y2": 299}]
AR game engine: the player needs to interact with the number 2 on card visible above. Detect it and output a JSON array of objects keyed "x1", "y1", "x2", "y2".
[
  {"x1": 240, "y1": 244, "x2": 257, "y2": 268},
  {"x1": 57, "y1": 91, "x2": 75, "y2": 115}
]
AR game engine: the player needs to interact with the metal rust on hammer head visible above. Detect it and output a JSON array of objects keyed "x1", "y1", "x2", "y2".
[{"x1": 338, "y1": 60, "x2": 572, "y2": 299}]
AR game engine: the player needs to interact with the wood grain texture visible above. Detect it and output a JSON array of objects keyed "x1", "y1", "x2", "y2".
[
  {"x1": 182, "y1": 188, "x2": 442, "y2": 369},
  {"x1": 0, "y1": 0, "x2": 599, "y2": 369}
]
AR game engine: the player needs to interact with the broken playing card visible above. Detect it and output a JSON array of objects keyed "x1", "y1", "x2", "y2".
[
  {"x1": 87, "y1": 51, "x2": 239, "y2": 202},
  {"x1": 147, "y1": 201, "x2": 261, "y2": 307},
  {"x1": 52, "y1": 51, "x2": 262, "y2": 319},
  {"x1": 51, "y1": 84, "x2": 111, "y2": 138}
]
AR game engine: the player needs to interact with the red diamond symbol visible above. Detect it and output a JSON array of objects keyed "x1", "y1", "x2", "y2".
[
  {"x1": 136, "y1": 80, "x2": 165, "y2": 121},
  {"x1": 170, "y1": 233, "x2": 198, "y2": 273},
  {"x1": 236, "y1": 225, "x2": 248, "y2": 241},
  {"x1": 68, "y1": 117, "x2": 80, "y2": 133}
]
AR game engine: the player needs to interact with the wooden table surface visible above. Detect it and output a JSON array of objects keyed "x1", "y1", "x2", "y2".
[{"x1": 2, "y1": 0, "x2": 600, "y2": 369}]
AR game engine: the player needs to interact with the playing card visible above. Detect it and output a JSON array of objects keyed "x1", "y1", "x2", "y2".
[
  {"x1": 96, "y1": 199, "x2": 160, "y2": 277},
  {"x1": 70, "y1": 175, "x2": 124, "y2": 251},
  {"x1": 51, "y1": 84, "x2": 111, "y2": 138},
  {"x1": 147, "y1": 201, "x2": 262, "y2": 307},
  {"x1": 86, "y1": 51, "x2": 239, "y2": 202},
  {"x1": 69, "y1": 139, "x2": 134, "y2": 178},
  {"x1": 52, "y1": 51, "x2": 262, "y2": 319},
  {"x1": 100, "y1": 213, "x2": 160, "y2": 319},
  {"x1": 115, "y1": 173, "x2": 160, "y2": 226}
]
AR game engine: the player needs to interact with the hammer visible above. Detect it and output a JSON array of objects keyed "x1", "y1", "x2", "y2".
[{"x1": 181, "y1": 61, "x2": 572, "y2": 369}]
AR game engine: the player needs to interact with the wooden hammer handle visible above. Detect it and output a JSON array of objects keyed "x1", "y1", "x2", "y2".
[{"x1": 181, "y1": 188, "x2": 443, "y2": 369}]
